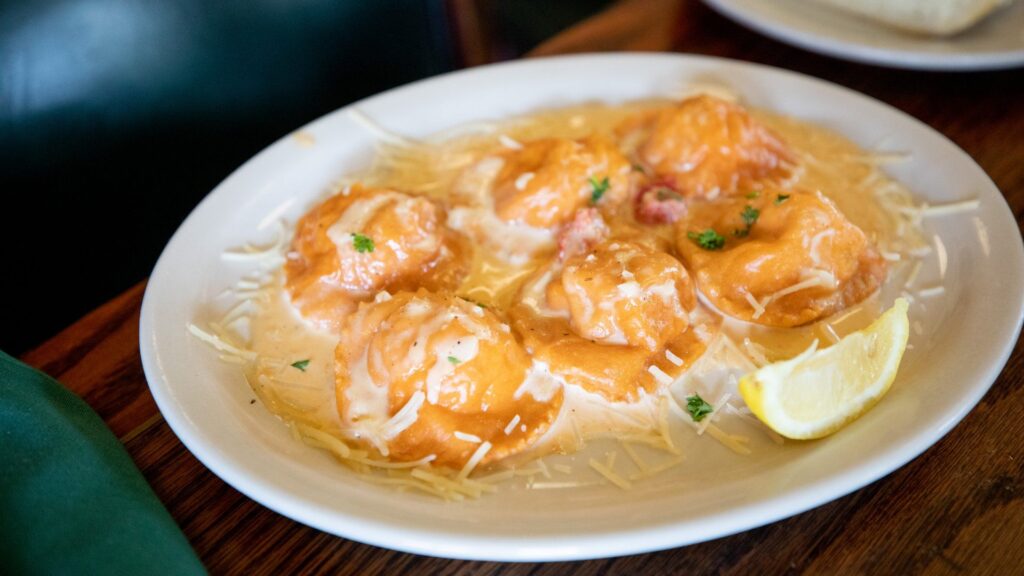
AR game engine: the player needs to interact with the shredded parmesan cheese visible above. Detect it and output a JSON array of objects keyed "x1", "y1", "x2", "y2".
[
  {"x1": 647, "y1": 365, "x2": 674, "y2": 386},
  {"x1": 905, "y1": 259, "x2": 923, "y2": 288},
  {"x1": 742, "y1": 338, "x2": 770, "y2": 367},
  {"x1": 503, "y1": 414, "x2": 521, "y2": 435},
  {"x1": 657, "y1": 396, "x2": 679, "y2": 455},
  {"x1": 347, "y1": 108, "x2": 421, "y2": 147},
  {"x1": 187, "y1": 324, "x2": 257, "y2": 361},
  {"x1": 454, "y1": 431, "x2": 482, "y2": 443},
  {"x1": 822, "y1": 323, "x2": 841, "y2": 344},
  {"x1": 744, "y1": 291, "x2": 767, "y2": 319},
  {"x1": 498, "y1": 134, "x2": 523, "y2": 149},
  {"x1": 760, "y1": 270, "x2": 837, "y2": 311},
  {"x1": 706, "y1": 424, "x2": 752, "y2": 455},
  {"x1": 620, "y1": 441, "x2": 650, "y2": 475},
  {"x1": 514, "y1": 172, "x2": 535, "y2": 191},
  {"x1": 934, "y1": 234, "x2": 949, "y2": 279},
  {"x1": 634, "y1": 455, "x2": 684, "y2": 479},
  {"x1": 381, "y1": 391, "x2": 425, "y2": 440},
  {"x1": 535, "y1": 458, "x2": 552, "y2": 479},
  {"x1": 923, "y1": 198, "x2": 980, "y2": 217},
  {"x1": 457, "y1": 441, "x2": 492, "y2": 481},
  {"x1": 528, "y1": 480, "x2": 603, "y2": 490},
  {"x1": 588, "y1": 458, "x2": 632, "y2": 490}
]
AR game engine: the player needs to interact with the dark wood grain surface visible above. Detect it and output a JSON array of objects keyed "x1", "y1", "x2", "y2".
[{"x1": 22, "y1": 1, "x2": 1024, "y2": 574}]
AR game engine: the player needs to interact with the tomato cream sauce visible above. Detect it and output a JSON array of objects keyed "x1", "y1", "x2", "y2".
[{"x1": 237, "y1": 92, "x2": 926, "y2": 487}]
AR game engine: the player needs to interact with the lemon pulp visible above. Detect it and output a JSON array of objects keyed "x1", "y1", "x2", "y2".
[{"x1": 739, "y1": 298, "x2": 910, "y2": 440}]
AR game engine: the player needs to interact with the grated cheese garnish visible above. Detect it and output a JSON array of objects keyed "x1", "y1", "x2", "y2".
[
  {"x1": 457, "y1": 441, "x2": 493, "y2": 481},
  {"x1": 743, "y1": 291, "x2": 767, "y2": 319},
  {"x1": 588, "y1": 458, "x2": 632, "y2": 490},
  {"x1": 454, "y1": 431, "x2": 483, "y2": 443},
  {"x1": 498, "y1": 134, "x2": 523, "y2": 150},
  {"x1": 647, "y1": 365, "x2": 674, "y2": 386},
  {"x1": 916, "y1": 285, "x2": 945, "y2": 298},
  {"x1": 922, "y1": 198, "x2": 980, "y2": 217},
  {"x1": 503, "y1": 414, "x2": 521, "y2": 435},
  {"x1": 620, "y1": 441, "x2": 650, "y2": 475}
]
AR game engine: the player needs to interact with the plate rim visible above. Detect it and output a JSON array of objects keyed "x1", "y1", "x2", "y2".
[
  {"x1": 703, "y1": 0, "x2": 1024, "y2": 71},
  {"x1": 139, "y1": 52, "x2": 1024, "y2": 561}
]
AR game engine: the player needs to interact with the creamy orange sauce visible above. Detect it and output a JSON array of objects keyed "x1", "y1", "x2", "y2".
[{"x1": 235, "y1": 93, "x2": 929, "y2": 488}]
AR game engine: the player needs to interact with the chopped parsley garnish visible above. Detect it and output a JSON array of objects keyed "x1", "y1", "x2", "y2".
[
  {"x1": 741, "y1": 205, "x2": 760, "y2": 226},
  {"x1": 655, "y1": 187, "x2": 684, "y2": 201},
  {"x1": 687, "y1": 229, "x2": 725, "y2": 250},
  {"x1": 447, "y1": 356, "x2": 461, "y2": 365},
  {"x1": 734, "y1": 205, "x2": 760, "y2": 237},
  {"x1": 775, "y1": 194, "x2": 791, "y2": 205},
  {"x1": 290, "y1": 359, "x2": 310, "y2": 372},
  {"x1": 589, "y1": 176, "x2": 610, "y2": 204},
  {"x1": 685, "y1": 394, "x2": 714, "y2": 422},
  {"x1": 351, "y1": 233, "x2": 375, "y2": 253},
  {"x1": 461, "y1": 296, "x2": 487, "y2": 308},
  {"x1": 631, "y1": 164, "x2": 647, "y2": 174},
  {"x1": 746, "y1": 190, "x2": 761, "y2": 199}
]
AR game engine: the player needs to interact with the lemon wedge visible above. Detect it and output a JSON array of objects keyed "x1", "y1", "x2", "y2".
[{"x1": 739, "y1": 298, "x2": 909, "y2": 440}]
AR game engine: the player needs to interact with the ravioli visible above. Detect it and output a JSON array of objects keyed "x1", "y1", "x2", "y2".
[
  {"x1": 676, "y1": 189, "x2": 886, "y2": 327},
  {"x1": 621, "y1": 95, "x2": 795, "y2": 199},
  {"x1": 284, "y1": 185, "x2": 467, "y2": 330},
  {"x1": 447, "y1": 135, "x2": 633, "y2": 264},
  {"x1": 335, "y1": 290, "x2": 564, "y2": 467},
  {"x1": 511, "y1": 239, "x2": 710, "y2": 403}
]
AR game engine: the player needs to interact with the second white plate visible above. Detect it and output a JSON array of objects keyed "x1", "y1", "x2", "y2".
[{"x1": 705, "y1": 0, "x2": 1024, "y2": 70}]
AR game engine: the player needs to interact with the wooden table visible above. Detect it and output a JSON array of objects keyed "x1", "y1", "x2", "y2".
[{"x1": 23, "y1": 1, "x2": 1024, "y2": 573}]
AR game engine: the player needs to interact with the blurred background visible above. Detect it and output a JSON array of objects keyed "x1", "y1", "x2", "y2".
[{"x1": 0, "y1": 0, "x2": 615, "y2": 354}]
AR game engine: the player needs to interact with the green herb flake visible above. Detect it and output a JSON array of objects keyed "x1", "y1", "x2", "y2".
[
  {"x1": 290, "y1": 359, "x2": 311, "y2": 372},
  {"x1": 461, "y1": 296, "x2": 487, "y2": 309},
  {"x1": 775, "y1": 194, "x2": 791, "y2": 205},
  {"x1": 741, "y1": 205, "x2": 760, "y2": 227},
  {"x1": 685, "y1": 394, "x2": 714, "y2": 422},
  {"x1": 447, "y1": 356, "x2": 461, "y2": 365},
  {"x1": 687, "y1": 229, "x2": 725, "y2": 250},
  {"x1": 589, "y1": 176, "x2": 611, "y2": 204},
  {"x1": 351, "y1": 233, "x2": 375, "y2": 253},
  {"x1": 734, "y1": 205, "x2": 760, "y2": 238},
  {"x1": 746, "y1": 190, "x2": 761, "y2": 199},
  {"x1": 655, "y1": 188, "x2": 684, "y2": 201},
  {"x1": 631, "y1": 164, "x2": 647, "y2": 174}
]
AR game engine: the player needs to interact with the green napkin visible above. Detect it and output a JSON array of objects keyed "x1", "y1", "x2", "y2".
[{"x1": 0, "y1": 350, "x2": 206, "y2": 575}]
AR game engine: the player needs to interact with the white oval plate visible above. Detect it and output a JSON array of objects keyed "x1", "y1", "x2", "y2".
[
  {"x1": 705, "y1": 0, "x2": 1024, "y2": 70},
  {"x1": 140, "y1": 53, "x2": 1024, "y2": 561}
]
